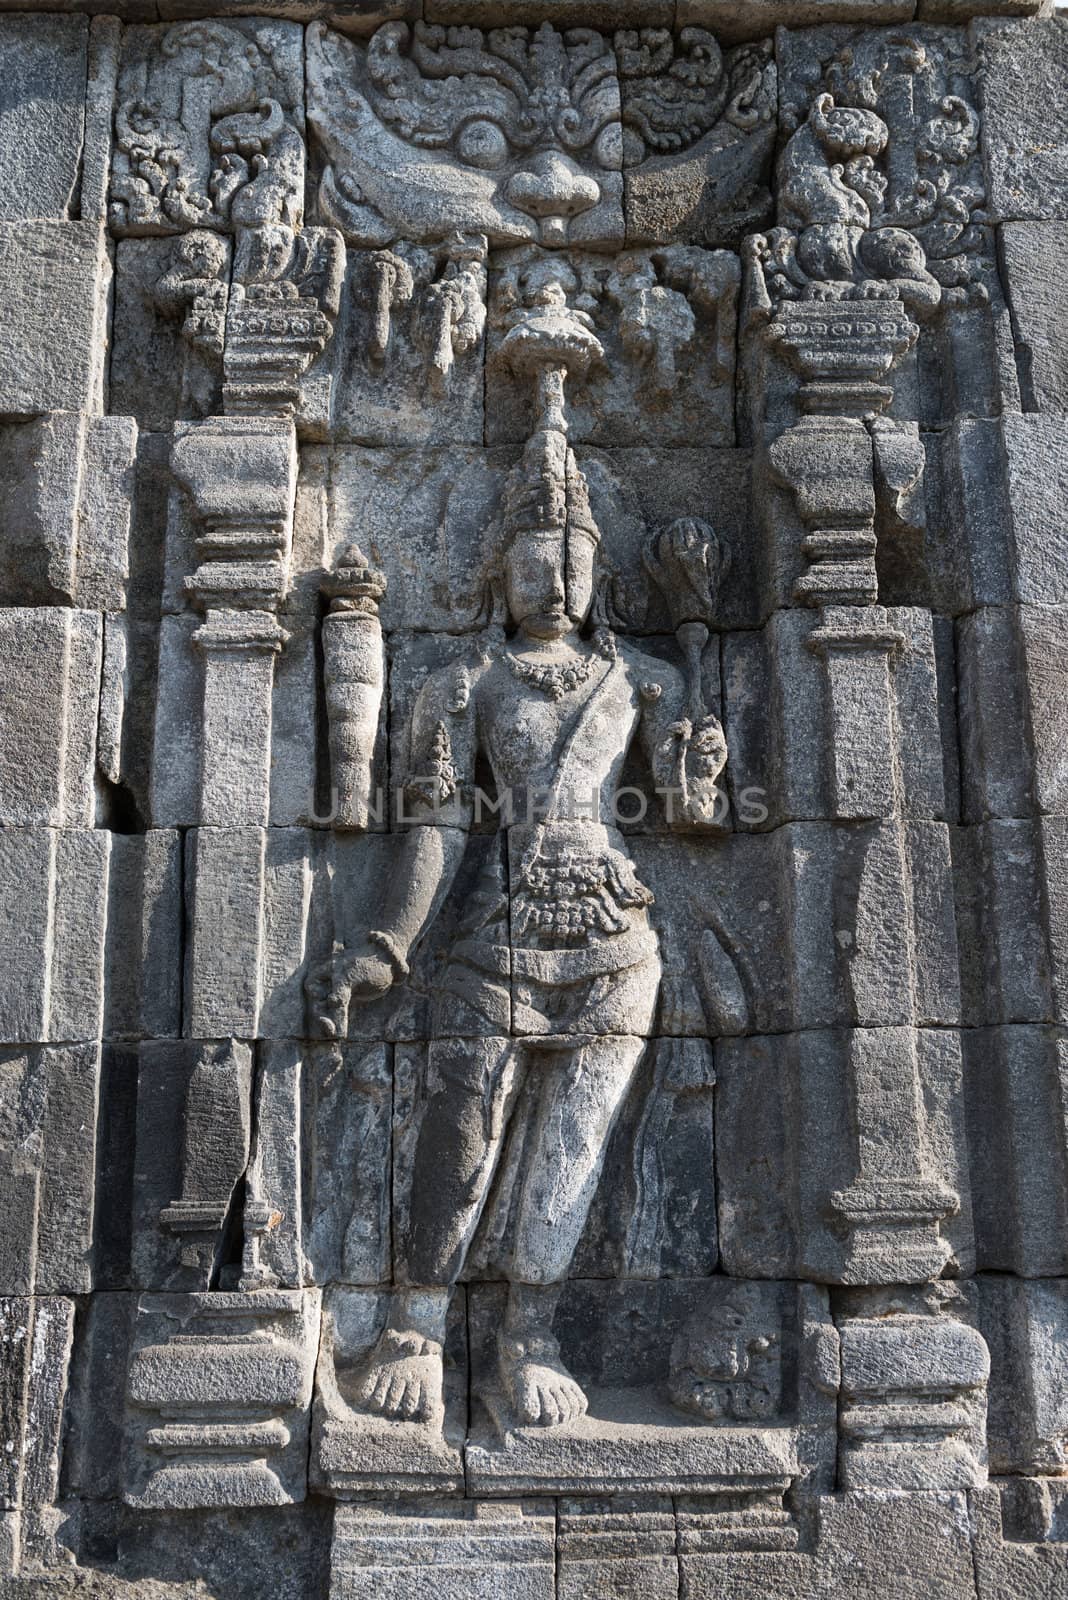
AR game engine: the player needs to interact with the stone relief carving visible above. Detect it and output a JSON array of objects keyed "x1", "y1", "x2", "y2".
[
  {"x1": 350, "y1": 232, "x2": 489, "y2": 388},
  {"x1": 307, "y1": 20, "x2": 776, "y2": 252},
  {"x1": 669, "y1": 1283, "x2": 780, "y2": 1421},
  {"x1": 486, "y1": 243, "x2": 740, "y2": 444},
  {"x1": 304, "y1": 332, "x2": 731, "y2": 1438},
  {"x1": 618, "y1": 30, "x2": 776, "y2": 244},
  {"x1": 746, "y1": 28, "x2": 988, "y2": 323},
  {"x1": 110, "y1": 21, "x2": 306, "y2": 236},
  {"x1": 5, "y1": 4, "x2": 1068, "y2": 1593},
  {"x1": 308, "y1": 19, "x2": 626, "y2": 251}
]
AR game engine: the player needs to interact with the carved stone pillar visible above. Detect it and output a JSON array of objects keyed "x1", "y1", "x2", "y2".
[
  {"x1": 829, "y1": 1028, "x2": 958, "y2": 1284},
  {"x1": 171, "y1": 417, "x2": 297, "y2": 826},
  {"x1": 806, "y1": 607, "x2": 904, "y2": 821},
  {"x1": 751, "y1": 206, "x2": 950, "y2": 1288}
]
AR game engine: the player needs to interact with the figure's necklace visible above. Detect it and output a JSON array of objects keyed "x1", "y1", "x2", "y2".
[{"x1": 505, "y1": 647, "x2": 598, "y2": 702}]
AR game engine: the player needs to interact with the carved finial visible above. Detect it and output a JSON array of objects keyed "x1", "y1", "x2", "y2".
[{"x1": 322, "y1": 542, "x2": 387, "y2": 616}]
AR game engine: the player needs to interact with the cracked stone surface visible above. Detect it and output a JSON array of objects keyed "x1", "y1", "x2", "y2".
[{"x1": 0, "y1": 3, "x2": 1067, "y2": 1595}]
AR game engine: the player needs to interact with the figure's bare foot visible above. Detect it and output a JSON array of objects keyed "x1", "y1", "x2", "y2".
[
  {"x1": 498, "y1": 1331, "x2": 588, "y2": 1429},
  {"x1": 355, "y1": 1326, "x2": 444, "y2": 1425}
]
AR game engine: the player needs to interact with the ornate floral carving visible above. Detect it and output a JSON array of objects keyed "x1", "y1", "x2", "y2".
[
  {"x1": 619, "y1": 34, "x2": 776, "y2": 246},
  {"x1": 746, "y1": 30, "x2": 988, "y2": 321},
  {"x1": 308, "y1": 20, "x2": 623, "y2": 251},
  {"x1": 364, "y1": 21, "x2": 620, "y2": 161},
  {"x1": 308, "y1": 21, "x2": 774, "y2": 251},
  {"x1": 616, "y1": 29, "x2": 773, "y2": 165},
  {"x1": 110, "y1": 21, "x2": 305, "y2": 236}
]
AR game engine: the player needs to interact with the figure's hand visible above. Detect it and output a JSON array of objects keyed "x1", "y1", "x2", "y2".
[
  {"x1": 655, "y1": 716, "x2": 728, "y2": 830},
  {"x1": 305, "y1": 941, "x2": 395, "y2": 1038},
  {"x1": 687, "y1": 715, "x2": 728, "y2": 780}
]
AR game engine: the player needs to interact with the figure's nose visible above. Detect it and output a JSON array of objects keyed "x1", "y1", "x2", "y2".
[{"x1": 506, "y1": 153, "x2": 600, "y2": 244}]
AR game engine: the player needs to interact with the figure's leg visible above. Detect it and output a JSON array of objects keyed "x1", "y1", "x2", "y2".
[
  {"x1": 498, "y1": 1033, "x2": 647, "y2": 1427},
  {"x1": 357, "y1": 1035, "x2": 518, "y2": 1425}
]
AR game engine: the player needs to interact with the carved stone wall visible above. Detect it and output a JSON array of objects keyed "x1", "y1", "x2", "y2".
[{"x1": 1, "y1": 2, "x2": 1068, "y2": 1596}]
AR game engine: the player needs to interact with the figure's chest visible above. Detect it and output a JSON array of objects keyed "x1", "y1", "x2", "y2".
[
  {"x1": 480, "y1": 688, "x2": 575, "y2": 781},
  {"x1": 477, "y1": 661, "x2": 641, "y2": 785}
]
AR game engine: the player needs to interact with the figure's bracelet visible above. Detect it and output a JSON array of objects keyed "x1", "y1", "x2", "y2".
[{"x1": 366, "y1": 929, "x2": 410, "y2": 981}]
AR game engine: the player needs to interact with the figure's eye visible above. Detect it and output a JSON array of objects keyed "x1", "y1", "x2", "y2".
[{"x1": 456, "y1": 119, "x2": 509, "y2": 170}]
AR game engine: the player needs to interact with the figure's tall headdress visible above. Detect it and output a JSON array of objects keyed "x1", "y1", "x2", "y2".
[{"x1": 498, "y1": 425, "x2": 601, "y2": 553}]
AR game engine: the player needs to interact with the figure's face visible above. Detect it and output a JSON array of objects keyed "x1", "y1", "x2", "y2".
[{"x1": 504, "y1": 530, "x2": 595, "y2": 640}]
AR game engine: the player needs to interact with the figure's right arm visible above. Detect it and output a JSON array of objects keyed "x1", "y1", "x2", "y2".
[{"x1": 306, "y1": 662, "x2": 477, "y2": 1038}]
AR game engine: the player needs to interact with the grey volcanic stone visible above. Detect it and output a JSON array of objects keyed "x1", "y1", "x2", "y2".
[
  {"x1": 999, "y1": 225, "x2": 1068, "y2": 413},
  {"x1": 978, "y1": 18, "x2": 1068, "y2": 221},
  {"x1": 0, "y1": 5, "x2": 1062, "y2": 1591},
  {"x1": 0, "y1": 15, "x2": 87, "y2": 222},
  {"x1": 0, "y1": 609, "x2": 101, "y2": 826},
  {"x1": 0, "y1": 223, "x2": 110, "y2": 415}
]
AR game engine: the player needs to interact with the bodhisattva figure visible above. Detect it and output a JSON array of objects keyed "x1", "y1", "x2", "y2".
[{"x1": 306, "y1": 423, "x2": 728, "y2": 1433}]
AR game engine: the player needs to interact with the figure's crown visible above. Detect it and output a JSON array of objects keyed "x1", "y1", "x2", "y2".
[{"x1": 500, "y1": 425, "x2": 601, "y2": 549}]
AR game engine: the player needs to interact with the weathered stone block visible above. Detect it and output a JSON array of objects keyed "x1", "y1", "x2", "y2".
[
  {"x1": 466, "y1": 1278, "x2": 832, "y2": 1499},
  {"x1": 812, "y1": 1490, "x2": 978, "y2": 1600},
  {"x1": 977, "y1": 17, "x2": 1068, "y2": 221},
  {"x1": 574, "y1": 1034, "x2": 719, "y2": 1280},
  {"x1": 961, "y1": 1026, "x2": 1068, "y2": 1276},
  {"x1": 971, "y1": 1481, "x2": 1068, "y2": 1600},
  {"x1": 61, "y1": 1291, "x2": 134, "y2": 1504},
  {"x1": 0, "y1": 222, "x2": 110, "y2": 415},
  {"x1": 327, "y1": 1498, "x2": 556, "y2": 1600},
  {"x1": 936, "y1": 415, "x2": 1068, "y2": 609},
  {"x1": 317, "y1": 444, "x2": 759, "y2": 638},
  {"x1": 620, "y1": 35, "x2": 776, "y2": 247},
  {"x1": 952, "y1": 818, "x2": 1068, "y2": 1026},
  {"x1": 312, "y1": 1286, "x2": 468, "y2": 1497},
  {"x1": 0, "y1": 1045, "x2": 100, "y2": 1294},
  {"x1": 104, "y1": 832, "x2": 183, "y2": 1042},
  {"x1": 183, "y1": 826, "x2": 514, "y2": 1042},
  {"x1": 556, "y1": 1497, "x2": 678, "y2": 1599},
  {"x1": 999, "y1": 223, "x2": 1068, "y2": 412},
  {"x1": 131, "y1": 1038, "x2": 253, "y2": 1292},
  {"x1": 0, "y1": 1296, "x2": 74, "y2": 1575},
  {"x1": 835, "y1": 1287, "x2": 989, "y2": 1491},
  {"x1": 124, "y1": 1289, "x2": 320, "y2": 1508},
  {"x1": 716, "y1": 1028, "x2": 972, "y2": 1283},
  {"x1": 724, "y1": 607, "x2": 953, "y2": 828},
  {"x1": 0, "y1": 609, "x2": 101, "y2": 827},
  {"x1": 977, "y1": 1276, "x2": 1068, "y2": 1475},
  {"x1": 110, "y1": 237, "x2": 228, "y2": 431},
  {"x1": 634, "y1": 821, "x2": 960, "y2": 1038},
  {"x1": 0, "y1": 828, "x2": 109, "y2": 1044},
  {"x1": 0, "y1": 15, "x2": 88, "y2": 223},
  {"x1": 327, "y1": 243, "x2": 486, "y2": 446},
  {"x1": 486, "y1": 246, "x2": 739, "y2": 448},
  {"x1": 303, "y1": 1041, "x2": 392, "y2": 1288},
  {"x1": 959, "y1": 604, "x2": 1068, "y2": 819},
  {"x1": 110, "y1": 19, "x2": 305, "y2": 237}
]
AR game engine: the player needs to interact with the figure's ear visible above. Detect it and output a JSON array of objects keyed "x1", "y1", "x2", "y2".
[{"x1": 592, "y1": 558, "x2": 633, "y2": 632}]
